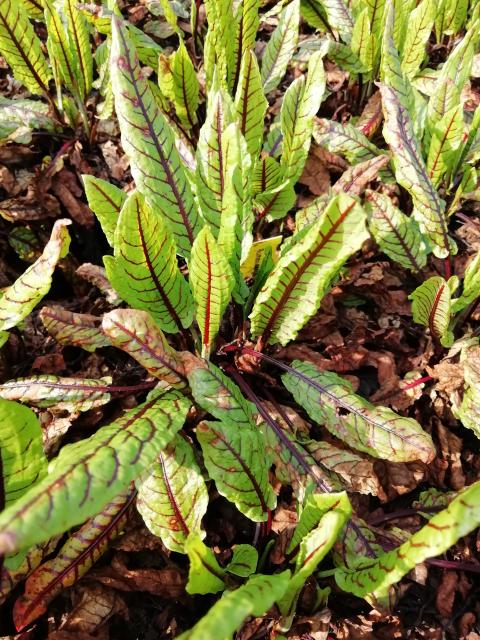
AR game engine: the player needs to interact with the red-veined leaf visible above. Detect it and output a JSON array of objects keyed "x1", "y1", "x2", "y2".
[
  {"x1": 13, "y1": 490, "x2": 135, "y2": 631},
  {"x1": 40, "y1": 305, "x2": 110, "y2": 353},
  {"x1": 0, "y1": 389, "x2": 190, "y2": 555}
]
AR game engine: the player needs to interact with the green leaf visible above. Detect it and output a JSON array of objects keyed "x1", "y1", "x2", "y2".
[
  {"x1": 197, "y1": 419, "x2": 276, "y2": 521},
  {"x1": 451, "y1": 252, "x2": 480, "y2": 314},
  {"x1": 250, "y1": 194, "x2": 368, "y2": 346},
  {"x1": 351, "y1": 8, "x2": 374, "y2": 74},
  {"x1": 366, "y1": 190, "x2": 429, "y2": 271},
  {"x1": 409, "y1": 276, "x2": 455, "y2": 347},
  {"x1": 453, "y1": 343, "x2": 480, "y2": 438},
  {"x1": 332, "y1": 155, "x2": 390, "y2": 197},
  {"x1": 184, "y1": 357, "x2": 277, "y2": 520},
  {"x1": 234, "y1": 49, "x2": 268, "y2": 160},
  {"x1": 363, "y1": 0, "x2": 386, "y2": 68},
  {"x1": 43, "y1": 0, "x2": 77, "y2": 100},
  {"x1": 20, "y1": 0, "x2": 44, "y2": 19},
  {"x1": 278, "y1": 492, "x2": 351, "y2": 618},
  {"x1": 136, "y1": 435, "x2": 208, "y2": 553},
  {"x1": 203, "y1": 0, "x2": 237, "y2": 90},
  {"x1": 323, "y1": 39, "x2": 367, "y2": 74},
  {"x1": 232, "y1": 0, "x2": 260, "y2": 90},
  {"x1": 313, "y1": 118, "x2": 384, "y2": 164},
  {"x1": 0, "y1": 375, "x2": 112, "y2": 412},
  {"x1": 426, "y1": 105, "x2": 464, "y2": 188},
  {"x1": 189, "y1": 226, "x2": 234, "y2": 358},
  {"x1": 400, "y1": 0, "x2": 434, "y2": 79},
  {"x1": 171, "y1": 40, "x2": 199, "y2": 130},
  {"x1": 39, "y1": 305, "x2": 110, "y2": 353},
  {"x1": 281, "y1": 50, "x2": 326, "y2": 183},
  {"x1": 288, "y1": 492, "x2": 352, "y2": 553},
  {"x1": 110, "y1": 17, "x2": 201, "y2": 257},
  {"x1": 282, "y1": 360, "x2": 436, "y2": 463},
  {"x1": 184, "y1": 357, "x2": 257, "y2": 428},
  {"x1": 185, "y1": 532, "x2": 226, "y2": 595},
  {"x1": 335, "y1": 478, "x2": 480, "y2": 601},
  {"x1": 0, "y1": 399, "x2": 47, "y2": 508},
  {"x1": 0, "y1": 220, "x2": 71, "y2": 334},
  {"x1": 317, "y1": 0, "x2": 353, "y2": 43},
  {"x1": 435, "y1": 0, "x2": 469, "y2": 37},
  {"x1": 195, "y1": 88, "x2": 234, "y2": 235},
  {"x1": 64, "y1": 0, "x2": 93, "y2": 99},
  {"x1": 0, "y1": 0, "x2": 51, "y2": 95},
  {"x1": 427, "y1": 22, "x2": 477, "y2": 135},
  {"x1": 82, "y1": 176, "x2": 127, "y2": 247},
  {"x1": 380, "y1": 83, "x2": 454, "y2": 259},
  {"x1": 104, "y1": 192, "x2": 194, "y2": 334},
  {"x1": 13, "y1": 490, "x2": 134, "y2": 630},
  {"x1": 102, "y1": 309, "x2": 188, "y2": 389},
  {"x1": 261, "y1": 0, "x2": 300, "y2": 95},
  {"x1": 301, "y1": 0, "x2": 329, "y2": 31},
  {"x1": 178, "y1": 571, "x2": 291, "y2": 640},
  {"x1": 0, "y1": 389, "x2": 190, "y2": 555},
  {"x1": 253, "y1": 157, "x2": 296, "y2": 222},
  {"x1": 226, "y1": 544, "x2": 258, "y2": 577},
  {"x1": 260, "y1": 409, "x2": 342, "y2": 500}
]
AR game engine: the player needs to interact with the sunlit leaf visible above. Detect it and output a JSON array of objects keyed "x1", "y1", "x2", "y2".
[
  {"x1": 281, "y1": 50, "x2": 326, "y2": 183},
  {"x1": 250, "y1": 194, "x2": 368, "y2": 346},
  {"x1": 335, "y1": 478, "x2": 480, "y2": 601},
  {"x1": 65, "y1": 0, "x2": 93, "y2": 100},
  {"x1": 451, "y1": 252, "x2": 480, "y2": 314},
  {"x1": 366, "y1": 190, "x2": 429, "y2": 271},
  {"x1": 102, "y1": 309, "x2": 188, "y2": 389},
  {"x1": 0, "y1": 389, "x2": 190, "y2": 555},
  {"x1": 0, "y1": 220, "x2": 71, "y2": 334},
  {"x1": 261, "y1": 0, "x2": 300, "y2": 94},
  {"x1": 0, "y1": 399, "x2": 47, "y2": 508},
  {"x1": 137, "y1": 435, "x2": 208, "y2": 553},
  {"x1": 189, "y1": 226, "x2": 234, "y2": 358},
  {"x1": 351, "y1": 8, "x2": 374, "y2": 74},
  {"x1": 83, "y1": 176, "x2": 127, "y2": 247},
  {"x1": 410, "y1": 276, "x2": 456, "y2": 347},
  {"x1": 426, "y1": 105, "x2": 464, "y2": 187},
  {"x1": 13, "y1": 490, "x2": 134, "y2": 630},
  {"x1": 185, "y1": 531, "x2": 226, "y2": 594},
  {"x1": 453, "y1": 343, "x2": 480, "y2": 439},
  {"x1": 400, "y1": 0, "x2": 434, "y2": 79},
  {"x1": 232, "y1": 0, "x2": 260, "y2": 90},
  {"x1": 226, "y1": 544, "x2": 258, "y2": 577},
  {"x1": 0, "y1": 376, "x2": 112, "y2": 412},
  {"x1": 184, "y1": 357, "x2": 276, "y2": 520},
  {"x1": 104, "y1": 192, "x2": 194, "y2": 334},
  {"x1": 381, "y1": 83, "x2": 454, "y2": 258},
  {"x1": 40, "y1": 305, "x2": 109, "y2": 353},
  {"x1": 313, "y1": 118, "x2": 383, "y2": 164},
  {"x1": 283, "y1": 360, "x2": 436, "y2": 463},
  {"x1": 333, "y1": 155, "x2": 390, "y2": 196},
  {"x1": 178, "y1": 572, "x2": 291, "y2": 640},
  {"x1": 110, "y1": 17, "x2": 201, "y2": 257},
  {"x1": 278, "y1": 492, "x2": 351, "y2": 618},
  {"x1": 0, "y1": 97, "x2": 56, "y2": 144},
  {"x1": 318, "y1": 0, "x2": 353, "y2": 42},
  {"x1": 171, "y1": 40, "x2": 199, "y2": 130},
  {"x1": 234, "y1": 49, "x2": 267, "y2": 159},
  {"x1": 0, "y1": 0, "x2": 51, "y2": 95}
]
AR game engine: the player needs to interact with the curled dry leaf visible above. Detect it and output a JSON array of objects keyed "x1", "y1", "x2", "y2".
[
  {"x1": 92, "y1": 553, "x2": 187, "y2": 598},
  {"x1": 61, "y1": 583, "x2": 128, "y2": 634}
]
